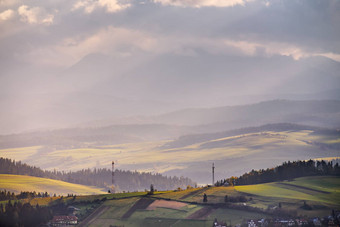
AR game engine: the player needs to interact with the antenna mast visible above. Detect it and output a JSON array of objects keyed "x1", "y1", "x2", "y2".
[
  {"x1": 112, "y1": 161, "x2": 115, "y2": 187},
  {"x1": 212, "y1": 163, "x2": 215, "y2": 186}
]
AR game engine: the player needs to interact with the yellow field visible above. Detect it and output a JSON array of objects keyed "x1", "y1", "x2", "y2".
[
  {"x1": 235, "y1": 176, "x2": 340, "y2": 205},
  {"x1": 1, "y1": 176, "x2": 338, "y2": 226},
  {"x1": 1, "y1": 130, "x2": 337, "y2": 176},
  {"x1": 0, "y1": 174, "x2": 107, "y2": 196}
]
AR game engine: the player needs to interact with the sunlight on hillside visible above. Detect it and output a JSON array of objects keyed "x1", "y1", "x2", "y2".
[{"x1": 0, "y1": 174, "x2": 106, "y2": 195}]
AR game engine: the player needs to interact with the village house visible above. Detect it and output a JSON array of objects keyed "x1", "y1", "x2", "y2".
[
  {"x1": 51, "y1": 215, "x2": 78, "y2": 226},
  {"x1": 213, "y1": 218, "x2": 227, "y2": 227},
  {"x1": 247, "y1": 219, "x2": 257, "y2": 227}
]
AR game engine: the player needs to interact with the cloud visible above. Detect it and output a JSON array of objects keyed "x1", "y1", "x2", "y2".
[
  {"x1": 153, "y1": 0, "x2": 247, "y2": 8},
  {"x1": 0, "y1": 0, "x2": 20, "y2": 7},
  {"x1": 72, "y1": 0, "x2": 131, "y2": 13},
  {"x1": 17, "y1": 5, "x2": 54, "y2": 25},
  {"x1": 0, "y1": 9, "x2": 14, "y2": 21},
  {"x1": 20, "y1": 26, "x2": 157, "y2": 68}
]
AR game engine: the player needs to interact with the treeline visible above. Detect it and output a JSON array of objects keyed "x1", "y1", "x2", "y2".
[
  {"x1": 0, "y1": 190, "x2": 50, "y2": 201},
  {"x1": 0, "y1": 200, "x2": 52, "y2": 227},
  {"x1": 217, "y1": 159, "x2": 340, "y2": 186},
  {"x1": 0, "y1": 158, "x2": 196, "y2": 191}
]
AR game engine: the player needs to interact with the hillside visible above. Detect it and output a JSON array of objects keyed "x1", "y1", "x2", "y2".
[
  {"x1": 162, "y1": 123, "x2": 340, "y2": 149},
  {"x1": 1, "y1": 123, "x2": 339, "y2": 184},
  {"x1": 1, "y1": 100, "x2": 339, "y2": 150},
  {"x1": 2, "y1": 53, "x2": 340, "y2": 135},
  {"x1": 28, "y1": 176, "x2": 339, "y2": 227},
  {"x1": 0, "y1": 158, "x2": 196, "y2": 192},
  {"x1": 235, "y1": 176, "x2": 340, "y2": 206},
  {"x1": 0, "y1": 174, "x2": 106, "y2": 196},
  {"x1": 154, "y1": 99, "x2": 340, "y2": 128}
]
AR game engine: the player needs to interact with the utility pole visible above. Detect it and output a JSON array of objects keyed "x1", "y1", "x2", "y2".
[{"x1": 212, "y1": 163, "x2": 215, "y2": 186}]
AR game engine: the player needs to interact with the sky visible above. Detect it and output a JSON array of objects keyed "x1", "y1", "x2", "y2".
[
  {"x1": 0, "y1": 0, "x2": 340, "y2": 133},
  {"x1": 1, "y1": 0, "x2": 339, "y2": 70}
]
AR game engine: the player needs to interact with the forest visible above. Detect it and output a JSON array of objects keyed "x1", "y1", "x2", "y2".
[
  {"x1": 0, "y1": 190, "x2": 50, "y2": 201},
  {"x1": 0, "y1": 158, "x2": 196, "y2": 192},
  {"x1": 0, "y1": 200, "x2": 52, "y2": 227},
  {"x1": 216, "y1": 159, "x2": 340, "y2": 186}
]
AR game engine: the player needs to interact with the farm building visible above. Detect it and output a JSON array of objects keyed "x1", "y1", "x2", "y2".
[{"x1": 51, "y1": 215, "x2": 78, "y2": 226}]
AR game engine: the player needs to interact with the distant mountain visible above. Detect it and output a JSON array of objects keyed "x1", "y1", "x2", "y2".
[
  {"x1": 1, "y1": 123, "x2": 339, "y2": 184},
  {"x1": 1, "y1": 53, "x2": 340, "y2": 135},
  {"x1": 0, "y1": 124, "x2": 195, "y2": 149},
  {"x1": 152, "y1": 99, "x2": 340, "y2": 128},
  {"x1": 87, "y1": 54, "x2": 340, "y2": 105},
  {"x1": 162, "y1": 123, "x2": 340, "y2": 149},
  {"x1": 79, "y1": 99, "x2": 340, "y2": 130},
  {"x1": 1, "y1": 100, "x2": 339, "y2": 149}
]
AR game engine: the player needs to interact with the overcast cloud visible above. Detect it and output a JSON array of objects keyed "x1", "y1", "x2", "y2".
[
  {"x1": 0, "y1": 0, "x2": 339, "y2": 70},
  {"x1": 0, "y1": 0, "x2": 340, "y2": 133}
]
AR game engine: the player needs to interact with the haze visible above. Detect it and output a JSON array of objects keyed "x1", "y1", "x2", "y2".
[{"x1": 0, "y1": 0, "x2": 339, "y2": 134}]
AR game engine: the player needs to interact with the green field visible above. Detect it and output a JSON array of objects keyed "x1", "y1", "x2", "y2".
[
  {"x1": 235, "y1": 176, "x2": 340, "y2": 206},
  {"x1": 2, "y1": 175, "x2": 338, "y2": 226},
  {"x1": 0, "y1": 174, "x2": 107, "y2": 195},
  {"x1": 54, "y1": 176, "x2": 338, "y2": 227}
]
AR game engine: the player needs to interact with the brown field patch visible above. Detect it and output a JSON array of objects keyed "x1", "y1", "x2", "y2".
[
  {"x1": 187, "y1": 206, "x2": 215, "y2": 220},
  {"x1": 146, "y1": 199, "x2": 187, "y2": 210},
  {"x1": 180, "y1": 187, "x2": 209, "y2": 200},
  {"x1": 121, "y1": 198, "x2": 154, "y2": 219},
  {"x1": 78, "y1": 205, "x2": 110, "y2": 227}
]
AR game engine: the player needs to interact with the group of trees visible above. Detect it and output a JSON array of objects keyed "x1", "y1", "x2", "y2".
[
  {"x1": 224, "y1": 195, "x2": 248, "y2": 203},
  {"x1": 0, "y1": 158, "x2": 196, "y2": 192},
  {"x1": 217, "y1": 159, "x2": 340, "y2": 186},
  {"x1": 0, "y1": 200, "x2": 52, "y2": 227},
  {"x1": 0, "y1": 190, "x2": 50, "y2": 201}
]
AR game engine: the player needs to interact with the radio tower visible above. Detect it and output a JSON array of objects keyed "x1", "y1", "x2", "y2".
[
  {"x1": 212, "y1": 163, "x2": 215, "y2": 186},
  {"x1": 112, "y1": 161, "x2": 115, "y2": 189}
]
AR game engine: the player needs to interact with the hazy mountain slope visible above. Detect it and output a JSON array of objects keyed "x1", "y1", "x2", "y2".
[
  {"x1": 0, "y1": 124, "x2": 195, "y2": 149},
  {"x1": 1, "y1": 123, "x2": 339, "y2": 184},
  {"x1": 90, "y1": 55, "x2": 340, "y2": 105},
  {"x1": 1, "y1": 54, "x2": 340, "y2": 135},
  {"x1": 162, "y1": 123, "x2": 340, "y2": 149},
  {"x1": 1, "y1": 100, "x2": 339, "y2": 150},
  {"x1": 153, "y1": 100, "x2": 340, "y2": 128}
]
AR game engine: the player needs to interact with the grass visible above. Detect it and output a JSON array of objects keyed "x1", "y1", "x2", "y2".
[
  {"x1": 82, "y1": 176, "x2": 338, "y2": 226},
  {"x1": 1, "y1": 130, "x2": 339, "y2": 183},
  {"x1": 2, "y1": 175, "x2": 338, "y2": 226},
  {"x1": 207, "y1": 208, "x2": 269, "y2": 226},
  {"x1": 0, "y1": 174, "x2": 107, "y2": 195},
  {"x1": 234, "y1": 176, "x2": 340, "y2": 206}
]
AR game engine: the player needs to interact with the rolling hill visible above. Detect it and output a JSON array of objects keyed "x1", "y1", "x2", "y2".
[
  {"x1": 0, "y1": 174, "x2": 106, "y2": 196},
  {"x1": 153, "y1": 99, "x2": 340, "y2": 128},
  {"x1": 1, "y1": 100, "x2": 339, "y2": 149},
  {"x1": 30, "y1": 175, "x2": 339, "y2": 227},
  {"x1": 1, "y1": 123, "x2": 339, "y2": 184}
]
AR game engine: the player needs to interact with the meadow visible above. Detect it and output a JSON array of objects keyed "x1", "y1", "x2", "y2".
[
  {"x1": 1, "y1": 129, "x2": 339, "y2": 184},
  {"x1": 4, "y1": 176, "x2": 334, "y2": 227},
  {"x1": 0, "y1": 174, "x2": 106, "y2": 196},
  {"x1": 79, "y1": 176, "x2": 340, "y2": 226}
]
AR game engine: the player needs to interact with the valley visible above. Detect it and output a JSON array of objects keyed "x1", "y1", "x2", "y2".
[{"x1": 1, "y1": 124, "x2": 339, "y2": 184}]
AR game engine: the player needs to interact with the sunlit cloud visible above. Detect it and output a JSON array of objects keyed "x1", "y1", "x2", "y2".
[
  {"x1": 72, "y1": 0, "x2": 131, "y2": 13},
  {"x1": 17, "y1": 5, "x2": 54, "y2": 25},
  {"x1": 222, "y1": 39, "x2": 340, "y2": 62},
  {"x1": 0, "y1": 0, "x2": 20, "y2": 7},
  {"x1": 22, "y1": 26, "x2": 156, "y2": 67},
  {"x1": 153, "y1": 0, "x2": 248, "y2": 8},
  {"x1": 0, "y1": 9, "x2": 14, "y2": 21},
  {"x1": 318, "y1": 52, "x2": 340, "y2": 62}
]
